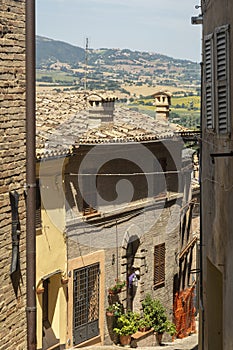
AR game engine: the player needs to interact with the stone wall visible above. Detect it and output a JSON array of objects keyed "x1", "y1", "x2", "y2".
[
  {"x1": 0, "y1": 1, "x2": 26, "y2": 349},
  {"x1": 67, "y1": 198, "x2": 181, "y2": 345}
]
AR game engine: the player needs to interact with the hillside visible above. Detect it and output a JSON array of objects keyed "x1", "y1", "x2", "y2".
[
  {"x1": 36, "y1": 36, "x2": 85, "y2": 67},
  {"x1": 36, "y1": 35, "x2": 200, "y2": 92},
  {"x1": 36, "y1": 36, "x2": 201, "y2": 129}
]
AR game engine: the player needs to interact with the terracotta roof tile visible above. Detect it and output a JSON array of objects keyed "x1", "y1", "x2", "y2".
[{"x1": 36, "y1": 91, "x2": 180, "y2": 159}]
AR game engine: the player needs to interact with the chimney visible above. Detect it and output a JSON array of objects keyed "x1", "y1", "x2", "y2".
[
  {"x1": 152, "y1": 91, "x2": 172, "y2": 123},
  {"x1": 86, "y1": 93, "x2": 118, "y2": 125}
]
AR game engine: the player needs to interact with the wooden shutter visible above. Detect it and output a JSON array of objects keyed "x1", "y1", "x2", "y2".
[
  {"x1": 204, "y1": 34, "x2": 214, "y2": 129},
  {"x1": 154, "y1": 243, "x2": 165, "y2": 287},
  {"x1": 215, "y1": 25, "x2": 230, "y2": 134}
]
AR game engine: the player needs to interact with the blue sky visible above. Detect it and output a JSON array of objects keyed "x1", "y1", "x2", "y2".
[{"x1": 36, "y1": 0, "x2": 202, "y2": 62}]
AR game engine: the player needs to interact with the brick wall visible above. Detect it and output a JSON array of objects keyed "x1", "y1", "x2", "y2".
[{"x1": 0, "y1": 1, "x2": 26, "y2": 349}]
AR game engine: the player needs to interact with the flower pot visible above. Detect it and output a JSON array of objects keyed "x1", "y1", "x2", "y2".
[
  {"x1": 119, "y1": 335, "x2": 131, "y2": 346},
  {"x1": 106, "y1": 311, "x2": 114, "y2": 317}
]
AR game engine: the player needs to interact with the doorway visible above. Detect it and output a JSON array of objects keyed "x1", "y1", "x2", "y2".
[
  {"x1": 42, "y1": 278, "x2": 60, "y2": 350},
  {"x1": 125, "y1": 236, "x2": 140, "y2": 311},
  {"x1": 73, "y1": 263, "x2": 100, "y2": 345}
]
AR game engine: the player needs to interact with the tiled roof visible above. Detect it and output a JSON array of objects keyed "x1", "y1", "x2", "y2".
[
  {"x1": 78, "y1": 108, "x2": 175, "y2": 145},
  {"x1": 36, "y1": 91, "x2": 181, "y2": 160}
]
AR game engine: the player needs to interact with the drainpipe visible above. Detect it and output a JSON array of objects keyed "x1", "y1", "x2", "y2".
[
  {"x1": 199, "y1": 60, "x2": 204, "y2": 350},
  {"x1": 26, "y1": 1, "x2": 37, "y2": 349}
]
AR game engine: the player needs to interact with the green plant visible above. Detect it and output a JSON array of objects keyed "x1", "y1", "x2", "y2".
[
  {"x1": 154, "y1": 319, "x2": 176, "y2": 336},
  {"x1": 113, "y1": 311, "x2": 140, "y2": 336},
  {"x1": 138, "y1": 314, "x2": 152, "y2": 331},
  {"x1": 106, "y1": 302, "x2": 123, "y2": 316},
  {"x1": 142, "y1": 294, "x2": 176, "y2": 336},
  {"x1": 108, "y1": 279, "x2": 126, "y2": 294}
]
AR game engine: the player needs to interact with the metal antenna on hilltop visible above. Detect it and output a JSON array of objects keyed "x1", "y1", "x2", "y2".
[{"x1": 84, "y1": 37, "x2": 88, "y2": 91}]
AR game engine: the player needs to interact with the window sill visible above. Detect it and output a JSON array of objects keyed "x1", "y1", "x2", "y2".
[
  {"x1": 83, "y1": 212, "x2": 101, "y2": 220},
  {"x1": 153, "y1": 282, "x2": 165, "y2": 290}
]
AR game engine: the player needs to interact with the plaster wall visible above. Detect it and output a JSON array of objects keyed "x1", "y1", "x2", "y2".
[
  {"x1": 36, "y1": 159, "x2": 67, "y2": 348},
  {"x1": 201, "y1": 0, "x2": 233, "y2": 348}
]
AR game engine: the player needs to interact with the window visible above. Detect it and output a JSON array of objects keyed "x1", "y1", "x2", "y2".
[{"x1": 154, "y1": 243, "x2": 165, "y2": 288}]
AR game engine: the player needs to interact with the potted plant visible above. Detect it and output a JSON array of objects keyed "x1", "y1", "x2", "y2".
[
  {"x1": 113, "y1": 311, "x2": 140, "y2": 345},
  {"x1": 154, "y1": 319, "x2": 176, "y2": 345},
  {"x1": 106, "y1": 302, "x2": 123, "y2": 317},
  {"x1": 108, "y1": 279, "x2": 126, "y2": 295},
  {"x1": 142, "y1": 294, "x2": 176, "y2": 345}
]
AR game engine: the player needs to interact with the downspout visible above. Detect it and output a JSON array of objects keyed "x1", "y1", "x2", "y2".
[
  {"x1": 199, "y1": 59, "x2": 204, "y2": 350},
  {"x1": 26, "y1": 1, "x2": 37, "y2": 349},
  {"x1": 199, "y1": 4, "x2": 204, "y2": 348}
]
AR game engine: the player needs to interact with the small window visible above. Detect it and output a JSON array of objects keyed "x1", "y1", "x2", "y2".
[{"x1": 154, "y1": 243, "x2": 165, "y2": 288}]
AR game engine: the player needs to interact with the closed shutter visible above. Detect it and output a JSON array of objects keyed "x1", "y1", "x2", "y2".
[
  {"x1": 204, "y1": 35, "x2": 214, "y2": 129},
  {"x1": 154, "y1": 243, "x2": 165, "y2": 288},
  {"x1": 216, "y1": 25, "x2": 230, "y2": 134}
]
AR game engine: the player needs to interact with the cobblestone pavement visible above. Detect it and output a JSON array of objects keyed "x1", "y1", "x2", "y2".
[{"x1": 75, "y1": 332, "x2": 198, "y2": 350}]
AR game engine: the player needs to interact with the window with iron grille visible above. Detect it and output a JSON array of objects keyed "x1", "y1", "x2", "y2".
[
  {"x1": 154, "y1": 243, "x2": 165, "y2": 288},
  {"x1": 215, "y1": 25, "x2": 230, "y2": 134},
  {"x1": 36, "y1": 179, "x2": 42, "y2": 229},
  {"x1": 73, "y1": 263, "x2": 100, "y2": 345}
]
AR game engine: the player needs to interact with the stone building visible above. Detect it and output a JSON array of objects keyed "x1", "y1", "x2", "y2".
[
  {"x1": 200, "y1": 1, "x2": 233, "y2": 349},
  {"x1": 0, "y1": 1, "x2": 27, "y2": 349},
  {"x1": 36, "y1": 92, "x2": 199, "y2": 348}
]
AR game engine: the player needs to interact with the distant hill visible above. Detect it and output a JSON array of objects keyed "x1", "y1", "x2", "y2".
[
  {"x1": 36, "y1": 36, "x2": 85, "y2": 67},
  {"x1": 36, "y1": 36, "x2": 200, "y2": 92},
  {"x1": 36, "y1": 35, "x2": 199, "y2": 69}
]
